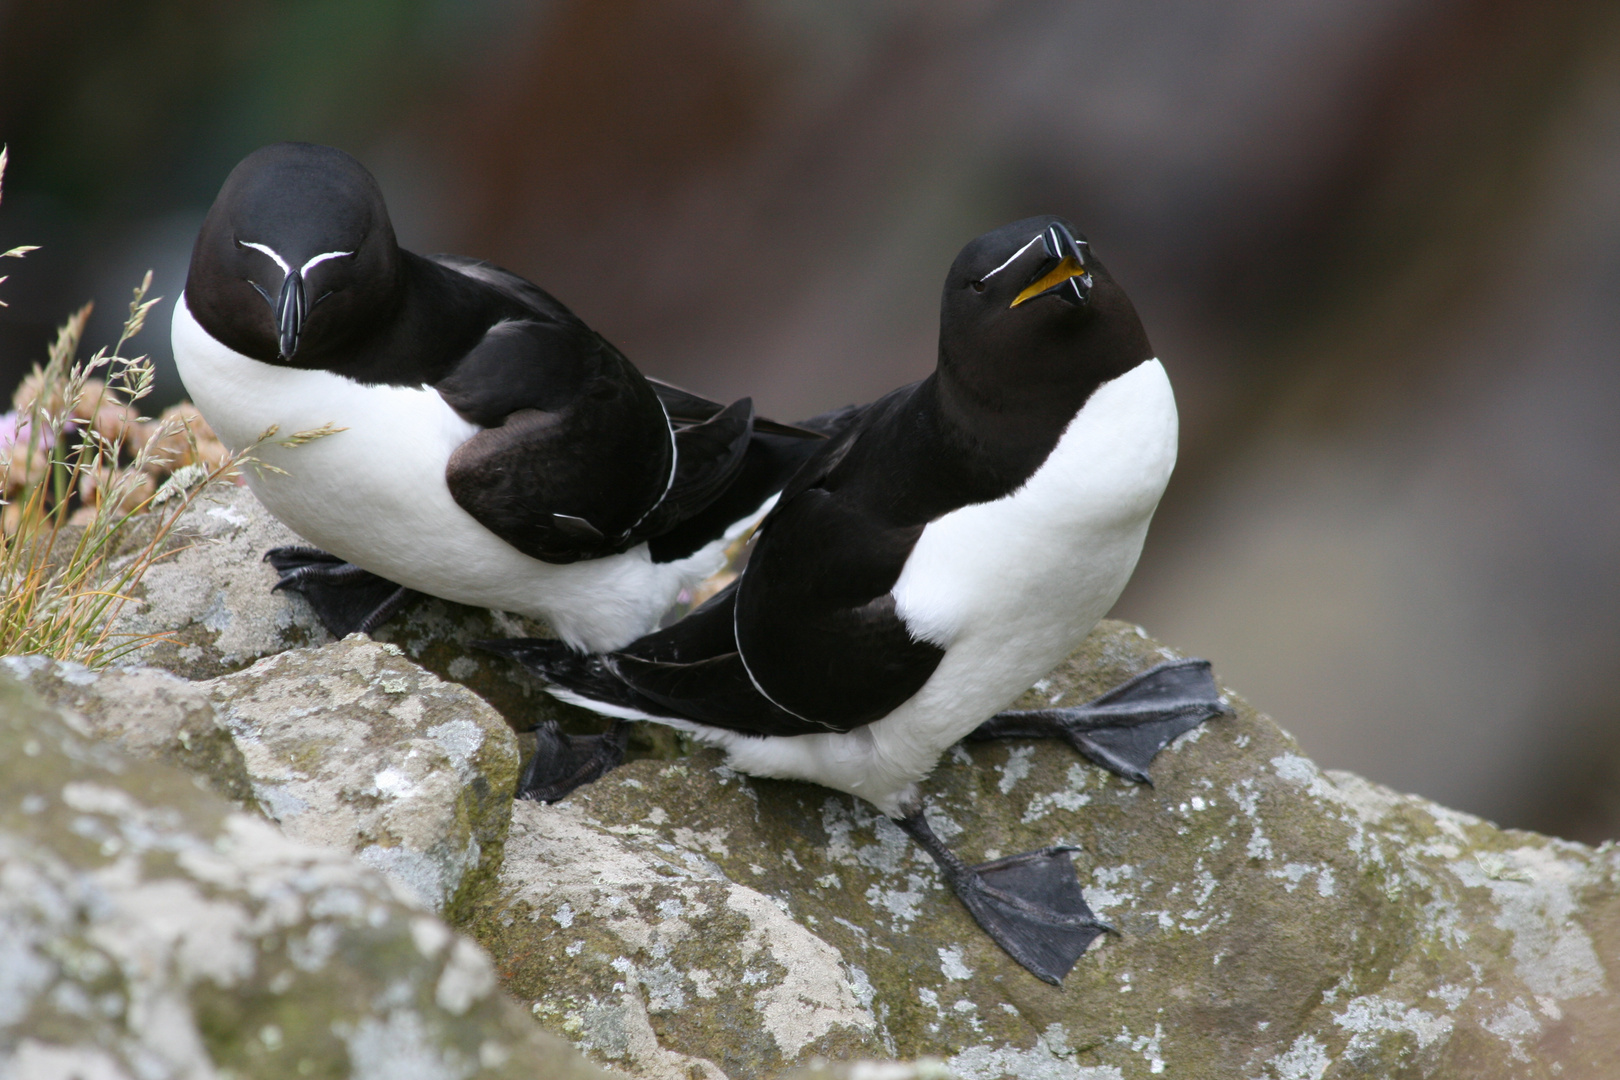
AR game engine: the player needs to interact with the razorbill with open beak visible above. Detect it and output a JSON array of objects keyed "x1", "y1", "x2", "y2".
[
  {"x1": 172, "y1": 142, "x2": 831, "y2": 650},
  {"x1": 479, "y1": 217, "x2": 1228, "y2": 984}
]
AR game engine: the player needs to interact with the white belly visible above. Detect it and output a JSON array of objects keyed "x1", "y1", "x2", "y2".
[
  {"x1": 720, "y1": 359, "x2": 1179, "y2": 813},
  {"x1": 171, "y1": 294, "x2": 726, "y2": 650}
]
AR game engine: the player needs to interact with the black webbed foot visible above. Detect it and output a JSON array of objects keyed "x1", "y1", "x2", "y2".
[
  {"x1": 263, "y1": 546, "x2": 420, "y2": 638},
  {"x1": 896, "y1": 805, "x2": 1110, "y2": 984},
  {"x1": 518, "y1": 720, "x2": 632, "y2": 803},
  {"x1": 968, "y1": 658, "x2": 1230, "y2": 784}
]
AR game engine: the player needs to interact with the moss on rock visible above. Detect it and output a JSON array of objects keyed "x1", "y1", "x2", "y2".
[
  {"x1": 199, "y1": 637, "x2": 520, "y2": 916},
  {"x1": 0, "y1": 668, "x2": 607, "y2": 1079},
  {"x1": 466, "y1": 621, "x2": 1620, "y2": 1080},
  {"x1": 3, "y1": 654, "x2": 261, "y2": 811}
]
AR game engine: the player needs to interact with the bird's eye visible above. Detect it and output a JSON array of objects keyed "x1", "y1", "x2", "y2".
[{"x1": 970, "y1": 279, "x2": 986, "y2": 293}]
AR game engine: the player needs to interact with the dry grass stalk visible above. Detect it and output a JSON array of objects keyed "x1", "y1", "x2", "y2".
[
  {"x1": 0, "y1": 146, "x2": 252, "y2": 665},
  {"x1": 0, "y1": 287, "x2": 255, "y2": 665}
]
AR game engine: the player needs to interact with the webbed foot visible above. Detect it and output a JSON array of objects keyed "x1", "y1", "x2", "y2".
[
  {"x1": 518, "y1": 720, "x2": 632, "y2": 803},
  {"x1": 896, "y1": 806, "x2": 1110, "y2": 984},
  {"x1": 968, "y1": 658, "x2": 1230, "y2": 783},
  {"x1": 264, "y1": 546, "x2": 420, "y2": 637}
]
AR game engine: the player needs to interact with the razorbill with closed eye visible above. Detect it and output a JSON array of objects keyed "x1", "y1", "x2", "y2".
[
  {"x1": 479, "y1": 217, "x2": 1228, "y2": 984},
  {"x1": 172, "y1": 142, "x2": 832, "y2": 650}
]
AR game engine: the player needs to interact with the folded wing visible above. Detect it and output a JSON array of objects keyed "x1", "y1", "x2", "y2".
[{"x1": 485, "y1": 388, "x2": 949, "y2": 737}]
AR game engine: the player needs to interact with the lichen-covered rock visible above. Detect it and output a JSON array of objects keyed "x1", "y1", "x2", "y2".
[
  {"x1": 368, "y1": 596, "x2": 701, "y2": 765},
  {"x1": 198, "y1": 637, "x2": 520, "y2": 917},
  {"x1": 1, "y1": 654, "x2": 259, "y2": 811},
  {"x1": 112, "y1": 485, "x2": 332, "y2": 680},
  {"x1": 465, "y1": 621, "x2": 1620, "y2": 1080},
  {"x1": 488, "y1": 796, "x2": 891, "y2": 1079},
  {"x1": 112, "y1": 484, "x2": 620, "y2": 744},
  {"x1": 0, "y1": 669, "x2": 608, "y2": 1080},
  {"x1": 368, "y1": 597, "x2": 560, "y2": 731},
  {"x1": 788, "y1": 1061, "x2": 952, "y2": 1080}
]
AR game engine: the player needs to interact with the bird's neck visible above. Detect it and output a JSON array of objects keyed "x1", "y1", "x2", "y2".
[{"x1": 929, "y1": 355, "x2": 1102, "y2": 486}]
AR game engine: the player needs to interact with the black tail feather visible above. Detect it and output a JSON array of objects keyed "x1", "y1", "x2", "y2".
[
  {"x1": 475, "y1": 637, "x2": 670, "y2": 722},
  {"x1": 637, "y1": 397, "x2": 756, "y2": 539}
]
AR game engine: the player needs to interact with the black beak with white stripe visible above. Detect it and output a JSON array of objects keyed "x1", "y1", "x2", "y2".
[
  {"x1": 275, "y1": 267, "x2": 305, "y2": 358},
  {"x1": 233, "y1": 238, "x2": 354, "y2": 361},
  {"x1": 479, "y1": 216, "x2": 1228, "y2": 983}
]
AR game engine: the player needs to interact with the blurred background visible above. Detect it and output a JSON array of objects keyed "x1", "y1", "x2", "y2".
[{"x1": 2, "y1": 0, "x2": 1617, "y2": 840}]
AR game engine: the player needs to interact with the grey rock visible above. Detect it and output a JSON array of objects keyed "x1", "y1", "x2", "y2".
[
  {"x1": 493, "y1": 796, "x2": 890, "y2": 1078},
  {"x1": 199, "y1": 637, "x2": 521, "y2": 917},
  {"x1": 787, "y1": 1062, "x2": 953, "y2": 1080},
  {"x1": 0, "y1": 667, "x2": 608, "y2": 1080},
  {"x1": 113, "y1": 485, "x2": 635, "y2": 749},
  {"x1": 4, "y1": 641, "x2": 520, "y2": 920},
  {"x1": 465, "y1": 621, "x2": 1620, "y2": 1080},
  {"x1": 113, "y1": 485, "x2": 331, "y2": 680},
  {"x1": 1, "y1": 655, "x2": 259, "y2": 811}
]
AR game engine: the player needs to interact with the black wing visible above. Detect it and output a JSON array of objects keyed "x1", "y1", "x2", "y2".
[
  {"x1": 728, "y1": 377, "x2": 1026, "y2": 730},
  {"x1": 428, "y1": 253, "x2": 579, "y2": 323},
  {"x1": 633, "y1": 396, "x2": 757, "y2": 543},
  {"x1": 625, "y1": 387, "x2": 951, "y2": 735},
  {"x1": 731, "y1": 483, "x2": 944, "y2": 727},
  {"x1": 432, "y1": 255, "x2": 837, "y2": 562},
  {"x1": 438, "y1": 319, "x2": 673, "y2": 562},
  {"x1": 667, "y1": 370, "x2": 1052, "y2": 733},
  {"x1": 486, "y1": 381, "x2": 1002, "y2": 738},
  {"x1": 646, "y1": 399, "x2": 868, "y2": 563},
  {"x1": 555, "y1": 389, "x2": 944, "y2": 735},
  {"x1": 648, "y1": 377, "x2": 833, "y2": 439},
  {"x1": 481, "y1": 583, "x2": 832, "y2": 737}
]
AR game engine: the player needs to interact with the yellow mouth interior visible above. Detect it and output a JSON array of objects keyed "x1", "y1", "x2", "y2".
[{"x1": 1011, "y1": 256, "x2": 1087, "y2": 307}]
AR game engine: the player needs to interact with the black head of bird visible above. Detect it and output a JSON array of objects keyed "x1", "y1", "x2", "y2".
[
  {"x1": 937, "y1": 215, "x2": 1153, "y2": 418},
  {"x1": 186, "y1": 142, "x2": 402, "y2": 366}
]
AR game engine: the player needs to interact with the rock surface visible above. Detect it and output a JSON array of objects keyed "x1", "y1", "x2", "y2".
[
  {"x1": 199, "y1": 638, "x2": 521, "y2": 916},
  {"x1": 467, "y1": 621, "x2": 1620, "y2": 1080},
  {"x1": 0, "y1": 670, "x2": 608, "y2": 1080},
  {"x1": 11, "y1": 640, "x2": 521, "y2": 918},
  {"x1": 23, "y1": 487, "x2": 1620, "y2": 1078},
  {"x1": 113, "y1": 485, "x2": 332, "y2": 680},
  {"x1": 112, "y1": 485, "x2": 659, "y2": 751},
  {"x1": 2, "y1": 655, "x2": 259, "y2": 811}
]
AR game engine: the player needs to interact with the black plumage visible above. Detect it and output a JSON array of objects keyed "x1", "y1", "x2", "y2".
[
  {"x1": 483, "y1": 217, "x2": 1229, "y2": 983},
  {"x1": 178, "y1": 142, "x2": 839, "y2": 641}
]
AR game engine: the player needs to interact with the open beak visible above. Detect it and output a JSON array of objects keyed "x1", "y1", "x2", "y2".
[
  {"x1": 276, "y1": 269, "x2": 306, "y2": 358},
  {"x1": 1011, "y1": 223, "x2": 1092, "y2": 308}
]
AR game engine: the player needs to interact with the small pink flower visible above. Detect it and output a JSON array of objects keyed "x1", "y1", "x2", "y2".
[{"x1": 0, "y1": 410, "x2": 22, "y2": 451}]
